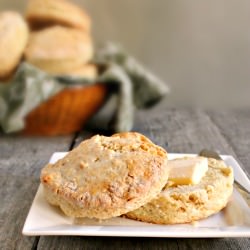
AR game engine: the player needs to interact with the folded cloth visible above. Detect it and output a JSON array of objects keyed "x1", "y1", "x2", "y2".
[{"x1": 0, "y1": 42, "x2": 169, "y2": 134}]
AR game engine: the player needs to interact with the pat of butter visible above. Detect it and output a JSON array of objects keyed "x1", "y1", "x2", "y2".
[{"x1": 168, "y1": 157, "x2": 208, "y2": 185}]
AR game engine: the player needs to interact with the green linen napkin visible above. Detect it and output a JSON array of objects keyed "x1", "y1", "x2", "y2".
[{"x1": 0, "y1": 42, "x2": 169, "y2": 134}]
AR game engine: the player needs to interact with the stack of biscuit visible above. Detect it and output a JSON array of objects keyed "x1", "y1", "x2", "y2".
[
  {"x1": 40, "y1": 132, "x2": 234, "y2": 224},
  {"x1": 0, "y1": 0, "x2": 106, "y2": 135},
  {"x1": 0, "y1": 0, "x2": 97, "y2": 81},
  {"x1": 24, "y1": 0, "x2": 97, "y2": 79}
]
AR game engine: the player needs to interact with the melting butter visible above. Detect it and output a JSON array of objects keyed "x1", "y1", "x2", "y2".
[{"x1": 168, "y1": 157, "x2": 208, "y2": 185}]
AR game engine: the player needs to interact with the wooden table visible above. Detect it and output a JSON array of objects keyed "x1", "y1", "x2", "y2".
[{"x1": 1, "y1": 101, "x2": 250, "y2": 249}]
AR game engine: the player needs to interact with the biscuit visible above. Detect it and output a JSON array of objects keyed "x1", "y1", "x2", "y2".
[
  {"x1": 24, "y1": 26, "x2": 93, "y2": 74},
  {"x1": 40, "y1": 132, "x2": 169, "y2": 219},
  {"x1": 26, "y1": 0, "x2": 91, "y2": 32},
  {"x1": 126, "y1": 157, "x2": 234, "y2": 224},
  {"x1": 0, "y1": 11, "x2": 29, "y2": 80}
]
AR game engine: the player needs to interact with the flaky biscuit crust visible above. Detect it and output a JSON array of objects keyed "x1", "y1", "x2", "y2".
[
  {"x1": 0, "y1": 11, "x2": 28, "y2": 79},
  {"x1": 41, "y1": 132, "x2": 169, "y2": 219},
  {"x1": 24, "y1": 26, "x2": 93, "y2": 74},
  {"x1": 26, "y1": 0, "x2": 91, "y2": 32},
  {"x1": 126, "y1": 158, "x2": 234, "y2": 224}
]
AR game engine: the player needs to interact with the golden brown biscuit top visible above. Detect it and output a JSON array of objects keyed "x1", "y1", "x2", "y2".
[
  {"x1": 26, "y1": 0, "x2": 91, "y2": 32},
  {"x1": 41, "y1": 132, "x2": 168, "y2": 211},
  {"x1": 25, "y1": 25, "x2": 92, "y2": 60},
  {"x1": 0, "y1": 11, "x2": 29, "y2": 79},
  {"x1": 0, "y1": 11, "x2": 28, "y2": 42}
]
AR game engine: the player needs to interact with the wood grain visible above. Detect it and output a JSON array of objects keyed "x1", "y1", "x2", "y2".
[
  {"x1": 206, "y1": 110, "x2": 250, "y2": 176},
  {"x1": 0, "y1": 135, "x2": 73, "y2": 250}
]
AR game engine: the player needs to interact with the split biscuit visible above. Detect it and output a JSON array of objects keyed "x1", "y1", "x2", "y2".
[
  {"x1": 0, "y1": 11, "x2": 29, "y2": 80},
  {"x1": 26, "y1": 0, "x2": 91, "y2": 32},
  {"x1": 41, "y1": 132, "x2": 169, "y2": 219},
  {"x1": 24, "y1": 26, "x2": 93, "y2": 74},
  {"x1": 126, "y1": 157, "x2": 234, "y2": 224}
]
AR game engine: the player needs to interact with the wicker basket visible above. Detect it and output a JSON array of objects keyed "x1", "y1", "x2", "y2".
[{"x1": 22, "y1": 84, "x2": 107, "y2": 135}]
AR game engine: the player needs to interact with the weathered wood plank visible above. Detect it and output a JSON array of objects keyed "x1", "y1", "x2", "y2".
[
  {"x1": 0, "y1": 135, "x2": 73, "y2": 176},
  {"x1": 37, "y1": 107, "x2": 250, "y2": 250},
  {"x1": 0, "y1": 135, "x2": 73, "y2": 250},
  {"x1": 176, "y1": 237, "x2": 250, "y2": 250},
  {"x1": 206, "y1": 110, "x2": 250, "y2": 175},
  {"x1": 133, "y1": 105, "x2": 236, "y2": 155},
  {"x1": 38, "y1": 236, "x2": 179, "y2": 250},
  {"x1": 0, "y1": 175, "x2": 38, "y2": 250}
]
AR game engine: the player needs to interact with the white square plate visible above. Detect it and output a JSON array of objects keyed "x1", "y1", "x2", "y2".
[{"x1": 23, "y1": 152, "x2": 250, "y2": 238}]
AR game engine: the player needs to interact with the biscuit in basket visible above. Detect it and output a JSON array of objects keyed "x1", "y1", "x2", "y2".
[
  {"x1": 126, "y1": 157, "x2": 234, "y2": 224},
  {"x1": 26, "y1": 0, "x2": 91, "y2": 32},
  {"x1": 40, "y1": 132, "x2": 169, "y2": 219},
  {"x1": 24, "y1": 26, "x2": 93, "y2": 74},
  {"x1": 0, "y1": 11, "x2": 29, "y2": 80}
]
